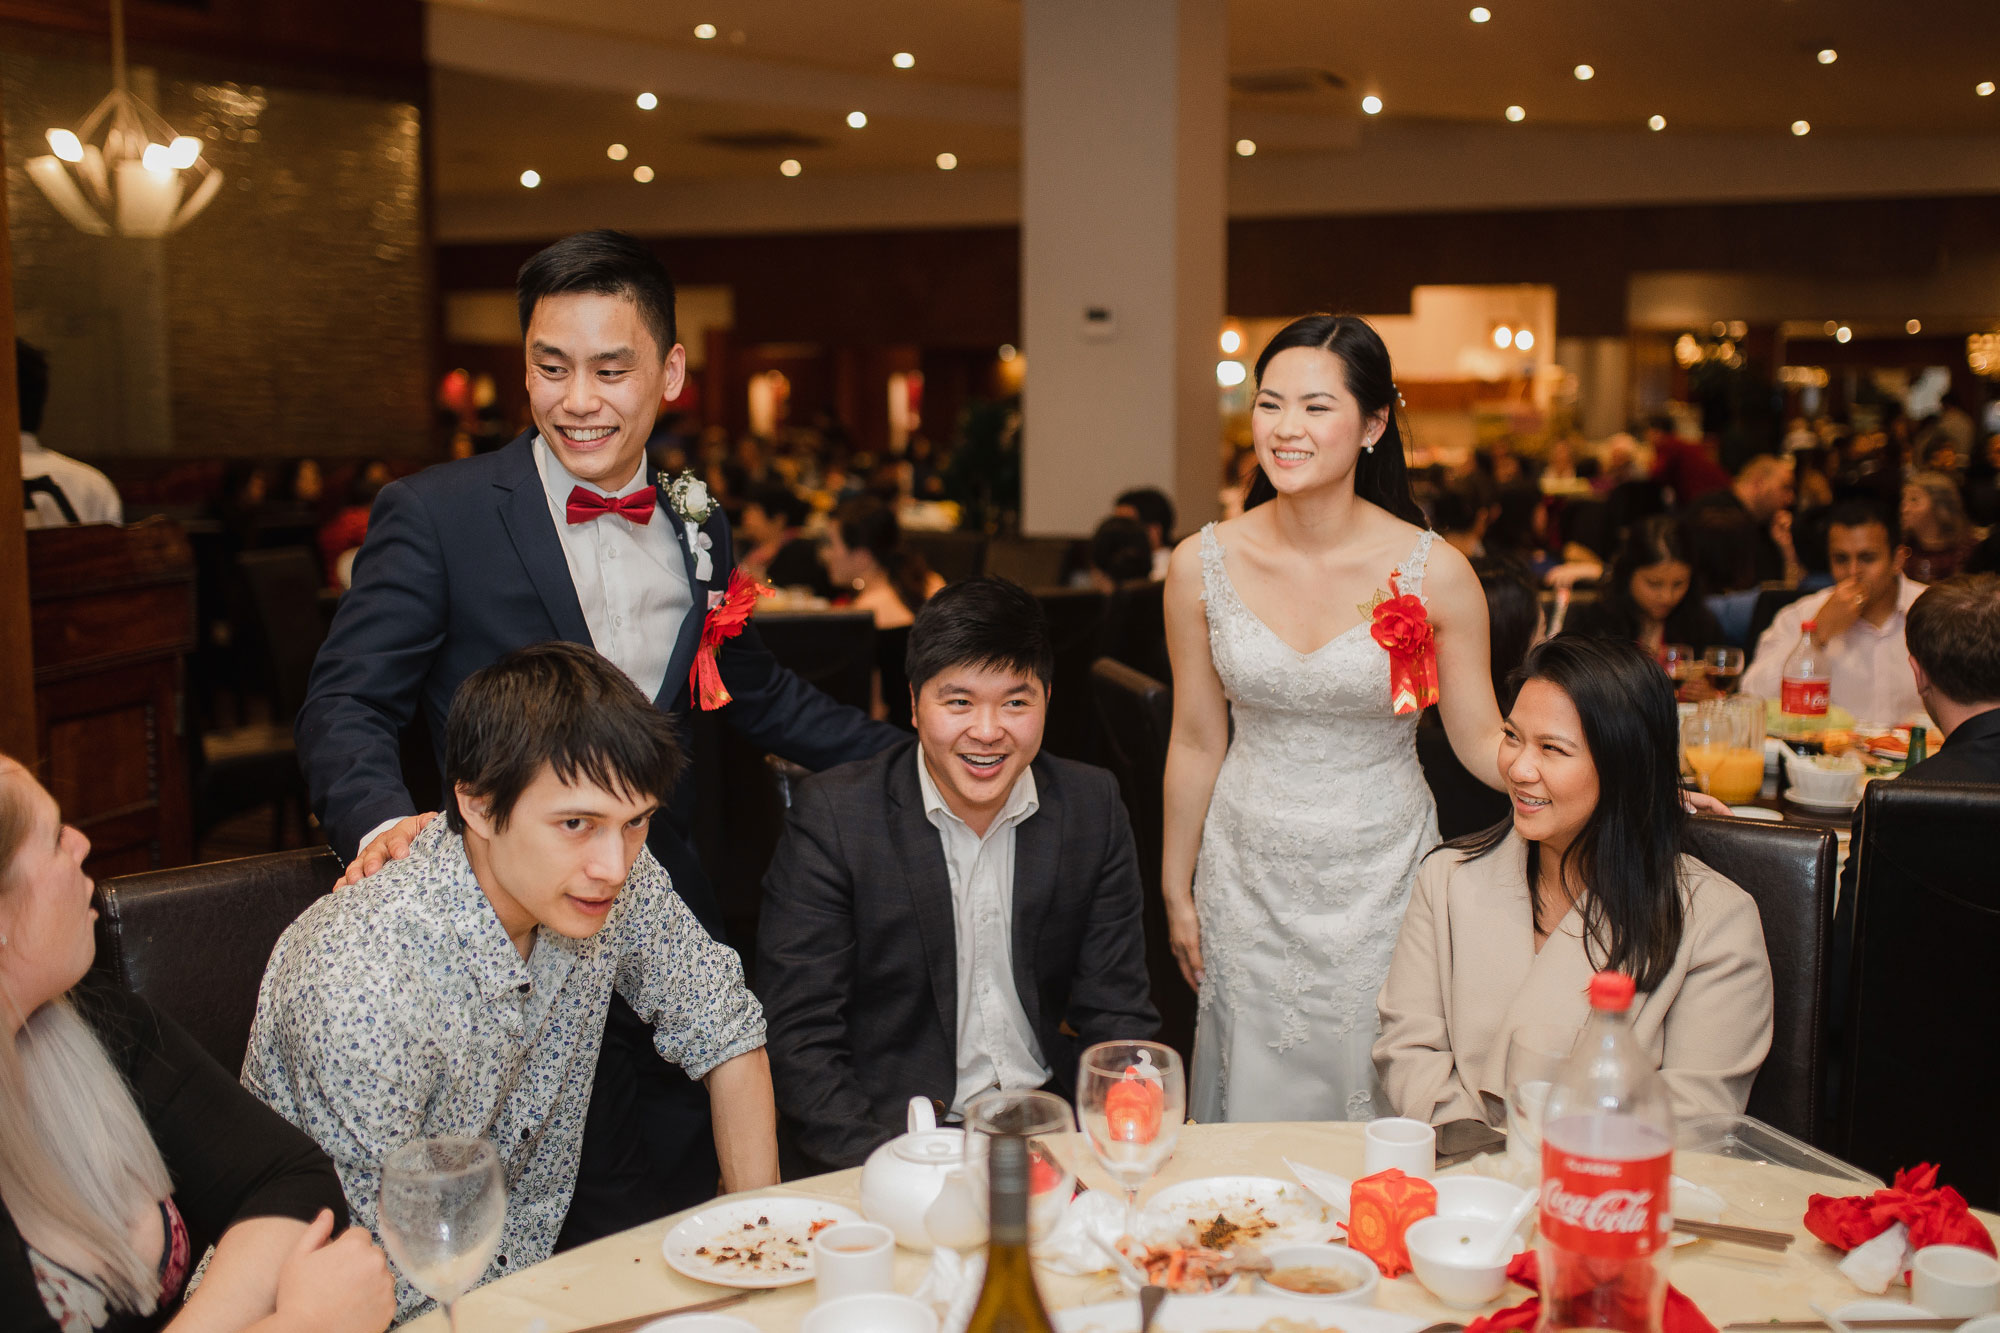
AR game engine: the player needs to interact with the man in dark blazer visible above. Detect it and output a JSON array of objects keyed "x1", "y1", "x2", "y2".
[
  {"x1": 296, "y1": 229, "x2": 899, "y2": 1241},
  {"x1": 757, "y1": 577, "x2": 1158, "y2": 1172}
]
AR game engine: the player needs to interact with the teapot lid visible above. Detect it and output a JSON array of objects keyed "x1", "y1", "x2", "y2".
[{"x1": 891, "y1": 1128, "x2": 966, "y2": 1165}]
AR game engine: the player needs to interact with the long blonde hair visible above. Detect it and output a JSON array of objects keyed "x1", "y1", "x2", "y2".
[{"x1": 0, "y1": 762, "x2": 172, "y2": 1313}]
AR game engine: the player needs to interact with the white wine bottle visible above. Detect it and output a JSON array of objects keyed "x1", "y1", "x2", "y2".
[{"x1": 964, "y1": 1133, "x2": 1059, "y2": 1333}]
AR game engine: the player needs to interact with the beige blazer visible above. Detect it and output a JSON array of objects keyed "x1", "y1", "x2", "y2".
[{"x1": 1373, "y1": 831, "x2": 1774, "y2": 1126}]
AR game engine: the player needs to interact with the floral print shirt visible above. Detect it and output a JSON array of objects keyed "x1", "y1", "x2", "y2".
[{"x1": 242, "y1": 820, "x2": 764, "y2": 1320}]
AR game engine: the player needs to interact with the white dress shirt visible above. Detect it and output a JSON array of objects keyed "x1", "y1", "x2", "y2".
[
  {"x1": 1741, "y1": 576, "x2": 1929, "y2": 726},
  {"x1": 915, "y1": 749, "x2": 1051, "y2": 1114},
  {"x1": 20, "y1": 431, "x2": 122, "y2": 528}
]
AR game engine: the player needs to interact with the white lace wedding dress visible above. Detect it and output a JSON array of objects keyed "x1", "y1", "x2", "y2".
[{"x1": 1189, "y1": 523, "x2": 1442, "y2": 1123}]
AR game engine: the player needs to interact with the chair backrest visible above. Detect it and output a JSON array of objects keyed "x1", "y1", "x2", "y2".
[
  {"x1": 1088, "y1": 658, "x2": 1193, "y2": 1063},
  {"x1": 1837, "y1": 781, "x2": 2000, "y2": 1207},
  {"x1": 91, "y1": 848, "x2": 341, "y2": 1074},
  {"x1": 236, "y1": 547, "x2": 330, "y2": 723},
  {"x1": 1683, "y1": 814, "x2": 1837, "y2": 1146},
  {"x1": 1097, "y1": 579, "x2": 1170, "y2": 684},
  {"x1": 1033, "y1": 587, "x2": 1108, "y2": 762},
  {"x1": 904, "y1": 530, "x2": 987, "y2": 584},
  {"x1": 986, "y1": 535, "x2": 1076, "y2": 589},
  {"x1": 751, "y1": 610, "x2": 877, "y2": 712}
]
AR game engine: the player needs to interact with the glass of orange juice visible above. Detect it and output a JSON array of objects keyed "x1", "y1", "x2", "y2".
[{"x1": 1682, "y1": 699, "x2": 1764, "y2": 803}]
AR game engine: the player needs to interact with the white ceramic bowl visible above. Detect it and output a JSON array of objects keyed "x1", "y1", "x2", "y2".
[
  {"x1": 1786, "y1": 751, "x2": 1864, "y2": 804},
  {"x1": 1256, "y1": 1243, "x2": 1380, "y2": 1303},
  {"x1": 1432, "y1": 1178, "x2": 1532, "y2": 1231},
  {"x1": 635, "y1": 1316, "x2": 761, "y2": 1333},
  {"x1": 1405, "y1": 1215, "x2": 1516, "y2": 1309},
  {"x1": 800, "y1": 1293, "x2": 938, "y2": 1333}
]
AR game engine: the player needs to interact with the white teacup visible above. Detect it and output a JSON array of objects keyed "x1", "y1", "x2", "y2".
[
  {"x1": 812, "y1": 1222, "x2": 895, "y2": 1303},
  {"x1": 1912, "y1": 1244, "x2": 2000, "y2": 1317},
  {"x1": 1782, "y1": 748, "x2": 1864, "y2": 805},
  {"x1": 1363, "y1": 1116, "x2": 1436, "y2": 1179},
  {"x1": 800, "y1": 1292, "x2": 939, "y2": 1333}
]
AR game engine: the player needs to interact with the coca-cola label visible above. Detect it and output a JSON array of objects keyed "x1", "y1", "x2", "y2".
[
  {"x1": 1539, "y1": 1144, "x2": 1672, "y2": 1258},
  {"x1": 1781, "y1": 676, "x2": 1829, "y2": 716}
]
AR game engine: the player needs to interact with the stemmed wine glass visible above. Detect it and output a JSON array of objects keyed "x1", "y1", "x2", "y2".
[
  {"x1": 964, "y1": 1089, "x2": 1076, "y2": 1243},
  {"x1": 1076, "y1": 1041, "x2": 1184, "y2": 1241},
  {"x1": 377, "y1": 1137, "x2": 506, "y2": 1331},
  {"x1": 1500, "y1": 1025, "x2": 1576, "y2": 1178},
  {"x1": 1702, "y1": 645, "x2": 1746, "y2": 696}
]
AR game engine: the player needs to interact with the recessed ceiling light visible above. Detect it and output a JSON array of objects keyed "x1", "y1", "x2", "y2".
[
  {"x1": 693, "y1": 22, "x2": 716, "y2": 39},
  {"x1": 1648, "y1": 114, "x2": 1666, "y2": 131},
  {"x1": 1907, "y1": 319, "x2": 1922, "y2": 334},
  {"x1": 893, "y1": 52, "x2": 915, "y2": 69},
  {"x1": 1220, "y1": 329, "x2": 1242, "y2": 354},
  {"x1": 1505, "y1": 105, "x2": 1526, "y2": 122},
  {"x1": 1817, "y1": 48, "x2": 1838, "y2": 64},
  {"x1": 936, "y1": 152, "x2": 958, "y2": 170},
  {"x1": 998, "y1": 344, "x2": 1017, "y2": 362},
  {"x1": 1469, "y1": 6, "x2": 1490, "y2": 21},
  {"x1": 519, "y1": 169, "x2": 540, "y2": 189},
  {"x1": 780, "y1": 158, "x2": 802, "y2": 176},
  {"x1": 1362, "y1": 95, "x2": 1383, "y2": 115},
  {"x1": 1514, "y1": 329, "x2": 1536, "y2": 351},
  {"x1": 1835, "y1": 325, "x2": 1852, "y2": 343},
  {"x1": 1979, "y1": 81, "x2": 1996, "y2": 97},
  {"x1": 606, "y1": 143, "x2": 628, "y2": 161},
  {"x1": 1574, "y1": 64, "x2": 1594, "y2": 80},
  {"x1": 1823, "y1": 321, "x2": 1839, "y2": 335},
  {"x1": 636, "y1": 92, "x2": 657, "y2": 110},
  {"x1": 1235, "y1": 138, "x2": 1257, "y2": 156},
  {"x1": 1792, "y1": 119, "x2": 1812, "y2": 136},
  {"x1": 633, "y1": 165, "x2": 654, "y2": 183},
  {"x1": 846, "y1": 111, "x2": 868, "y2": 129}
]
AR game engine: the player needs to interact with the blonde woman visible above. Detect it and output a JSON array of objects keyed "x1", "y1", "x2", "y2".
[
  {"x1": 0, "y1": 756, "x2": 393, "y2": 1333},
  {"x1": 1900, "y1": 471, "x2": 1977, "y2": 584}
]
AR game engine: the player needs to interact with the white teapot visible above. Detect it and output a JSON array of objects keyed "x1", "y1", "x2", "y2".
[{"x1": 858, "y1": 1096, "x2": 986, "y2": 1251}]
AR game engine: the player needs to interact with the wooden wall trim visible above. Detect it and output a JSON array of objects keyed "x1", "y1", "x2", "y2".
[{"x1": 0, "y1": 80, "x2": 37, "y2": 765}]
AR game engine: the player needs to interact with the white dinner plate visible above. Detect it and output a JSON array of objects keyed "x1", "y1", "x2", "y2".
[
  {"x1": 660, "y1": 1197, "x2": 863, "y2": 1289},
  {"x1": 1137, "y1": 1176, "x2": 1340, "y2": 1250},
  {"x1": 1727, "y1": 805, "x2": 1783, "y2": 822},
  {"x1": 1057, "y1": 1294, "x2": 1428, "y2": 1333}
]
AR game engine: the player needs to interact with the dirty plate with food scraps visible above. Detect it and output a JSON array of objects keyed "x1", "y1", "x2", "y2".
[
  {"x1": 660, "y1": 1197, "x2": 863, "y2": 1288},
  {"x1": 1137, "y1": 1177, "x2": 1340, "y2": 1251},
  {"x1": 1057, "y1": 1294, "x2": 1429, "y2": 1332}
]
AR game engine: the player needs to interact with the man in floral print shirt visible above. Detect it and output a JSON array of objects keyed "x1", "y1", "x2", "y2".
[{"x1": 244, "y1": 643, "x2": 774, "y2": 1319}]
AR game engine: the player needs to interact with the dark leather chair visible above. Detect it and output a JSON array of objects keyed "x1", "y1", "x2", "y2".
[
  {"x1": 986, "y1": 535, "x2": 1076, "y2": 589},
  {"x1": 904, "y1": 530, "x2": 987, "y2": 584},
  {"x1": 90, "y1": 848, "x2": 341, "y2": 1074},
  {"x1": 752, "y1": 610, "x2": 877, "y2": 713},
  {"x1": 1683, "y1": 814, "x2": 1837, "y2": 1146},
  {"x1": 1098, "y1": 579, "x2": 1170, "y2": 685},
  {"x1": 1034, "y1": 588, "x2": 1107, "y2": 763},
  {"x1": 1089, "y1": 658, "x2": 1193, "y2": 1063},
  {"x1": 1836, "y1": 781, "x2": 2000, "y2": 1207}
]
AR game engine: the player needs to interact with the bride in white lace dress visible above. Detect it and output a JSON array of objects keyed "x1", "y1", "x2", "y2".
[{"x1": 1163, "y1": 315, "x2": 1509, "y2": 1123}]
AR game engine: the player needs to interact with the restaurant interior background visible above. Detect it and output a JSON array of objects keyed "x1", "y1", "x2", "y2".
[{"x1": 2, "y1": 0, "x2": 1997, "y2": 867}]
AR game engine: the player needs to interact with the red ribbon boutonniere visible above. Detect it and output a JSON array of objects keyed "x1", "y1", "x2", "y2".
[
  {"x1": 690, "y1": 569, "x2": 774, "y2": 711},
  {"x1": 1369, "y1": 573, "x2": 1439, "y2": 716}
]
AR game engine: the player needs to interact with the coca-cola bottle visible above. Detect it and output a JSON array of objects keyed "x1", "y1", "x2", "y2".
[
  {"x1": 1779, "y1": 621, "x2": 1830, "y2": 725},
  {"x1": 1536, "y1": 971, "x2": 1674, "y2": 1333}
]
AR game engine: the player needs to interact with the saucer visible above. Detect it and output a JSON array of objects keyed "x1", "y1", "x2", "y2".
[{"x1": 1785, "y1": 784, "x2": 1860, "y2": 813}]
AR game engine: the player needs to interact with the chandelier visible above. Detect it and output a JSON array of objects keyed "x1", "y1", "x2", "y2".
[{"x1": 23, "y1": 0, "x2": 224, "y2": 237}]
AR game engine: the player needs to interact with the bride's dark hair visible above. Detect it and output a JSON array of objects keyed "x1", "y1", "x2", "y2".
[
  {"x1": 1440, "y1": 634, "x2": 1690, "y2": 991},
  {"x1": 1242, "y1": 314, "x2": 1427, "y2": 528}
]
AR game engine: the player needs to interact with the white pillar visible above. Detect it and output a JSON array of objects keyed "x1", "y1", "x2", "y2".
[{"x1": 1019, "y1": 0, "x2": 1227, "y2": 538}]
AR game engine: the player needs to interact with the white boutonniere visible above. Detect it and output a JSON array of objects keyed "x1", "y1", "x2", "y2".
[{"x1": 661, "y1": 470, "x2": 716, "y2": 582}]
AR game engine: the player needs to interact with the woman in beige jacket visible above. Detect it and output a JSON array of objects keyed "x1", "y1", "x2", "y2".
[{"x1": 1375, "y1": 634, "x2": 1774, "y2": 1126}]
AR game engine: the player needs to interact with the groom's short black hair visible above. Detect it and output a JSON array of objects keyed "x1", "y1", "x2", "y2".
[
  {"x1": 444, "y1": 641, "x2": 684, "y2": 834},
  {"x1": 516, "y1": 229, "x2": 678, "y2": 361},
  {"x1": 905, "y1": 576, "x2": 1054, "y2": 698}
]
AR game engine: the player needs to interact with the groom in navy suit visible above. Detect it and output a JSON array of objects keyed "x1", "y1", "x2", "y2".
[{"x1": 297, "y1": 229, "x2": 900, "y2": 1242}]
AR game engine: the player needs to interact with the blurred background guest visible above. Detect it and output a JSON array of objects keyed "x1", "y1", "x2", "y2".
[
  {"x1": 1683, "y1": 454, "x2": 1801, "y2": 593},
  {"x1": 1899, "y1": 470, "x2": 1977, "y2": 584},
  {"x1": 825, "y1": 497, "x2": 943, "y2": 629},
  {"x1": 1418, "y1": 558, "x2": 1544, "y2": 839},
  {"x1": 1086, "y1": 514, "x2": 1154, "y2": 592},
  {"x1": 1113, "y1": 486, "x2": 1177, "y2": 581},
  {"x1": 1561, "y1": 516, "x2": 1723, "y2": 660},
  {"x1": 15, "y1": 340, "x2": 121, "y2": 529},
  {"x1": 738, "y1": 481, "x2": 833, "y2": 599}
]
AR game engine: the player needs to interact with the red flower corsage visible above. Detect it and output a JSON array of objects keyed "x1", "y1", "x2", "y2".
[
  {"x1": 689, "y1": 569, "x2": 774, "y2": 711},
  {"x1": 1369, "y1": 573, "x2": 1438, "y2": 716}
]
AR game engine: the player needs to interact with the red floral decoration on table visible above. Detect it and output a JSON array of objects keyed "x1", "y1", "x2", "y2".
[
  {"x1": 1804, "y1": 1163, "x2": 1996, "y2": 1256},
  {"x1": 1103, "y1": 1066, "x2": 1163, "y2": 1144},
  {"x1": 1370, "y1": 574, "x2": 1439, "y2": 716},
  {"x1": 689, "y1": 569, "x2": 774, "y2": 711},
  {"x1": 1466, "y1": 1251, "x2": 1717, "y2": 1333},
  {"x1": 1341, "y1": 1168, "x2": 1438, "y2": 1278}
]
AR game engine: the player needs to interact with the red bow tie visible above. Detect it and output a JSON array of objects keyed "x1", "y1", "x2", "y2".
[{"x1": 565, "y1": 486, "x2": 657, "y2": 526}]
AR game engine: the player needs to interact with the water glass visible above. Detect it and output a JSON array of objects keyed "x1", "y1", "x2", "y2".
[
  {"x1": 964, "y1": 1089, "x2": 1075, "y2": 1242},
  {"x1": 1502, "y1": 1025, "x2": 1575, "y2": 1175},
  {"x1": 1077, "y1": 1041, "x2": 1185, "y2": 1238},
  {"x1": 377, "y1": 1136, "x2": 506, "y2": 1331}
]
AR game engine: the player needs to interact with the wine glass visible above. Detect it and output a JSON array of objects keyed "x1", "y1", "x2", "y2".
[
  {"x1": 964, "y1": 1089, "x2": 1075, "y2": 1242},
  {"x1": 377, "y1": 1137, "x2": 506, "y2": 1331},
  {"x1": 1076, "y1": 1041, "x2": 1184, "y2": 1241},
  {"x1": 1659, "y1": 642, "x2": 1699, "y2": 700},
  {"x1": 1501, "y1": 1025, "x2": 1575, "y2": 1177},
  {"x1": 1703, "y1": 645, "x2": 1746, "y2": 696},
  {"x1": 1680, "y1": 704, "x2": 1730, "y2": 795}
]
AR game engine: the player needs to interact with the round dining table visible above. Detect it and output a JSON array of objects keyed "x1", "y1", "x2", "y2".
[{"x1": 402, "y1": 1120, "x2": 1994, "y2": 1332}]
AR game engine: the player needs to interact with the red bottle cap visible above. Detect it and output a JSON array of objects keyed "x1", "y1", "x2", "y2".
[{"x1": 1588, "y1": 970, "x2": 1636, "y2": 1011}]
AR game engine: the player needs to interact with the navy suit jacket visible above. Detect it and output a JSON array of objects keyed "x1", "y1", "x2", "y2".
[{"x1": 298, "y1": 431, "x2": 899, "y2": 902}]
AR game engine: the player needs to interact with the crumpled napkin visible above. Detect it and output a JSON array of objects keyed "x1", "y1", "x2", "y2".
[
  {"x1": 1466, "y1": 1250, "x2": 1716, "y2": 1333},
  {"x1": 1032, "y1": 1190, "x2": 1128, "y2": 1277},
  {"x1": 915, "y1": 1245, "x2": 985, "y2": 1333},
  {"x1": 1805, "y1": 1163, "x2": 1996, "y2": 1289},
  {"x1": 1840, "y1": 1222, "x2": 1912, "y2": 1294}
]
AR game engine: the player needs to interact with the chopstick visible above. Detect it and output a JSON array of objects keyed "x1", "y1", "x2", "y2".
[
  {"x1": 1721, "y1": 1320, "x2": 1968, "y2": 1331},
  {"x1": 1672, "y1": 1218, "x2": 1795, "y2": 1250},
  {"x1": 560, "y1": 1290, "x2": 753, "y2": 1333}
]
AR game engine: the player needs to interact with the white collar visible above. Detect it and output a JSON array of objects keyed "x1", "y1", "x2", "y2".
[
  {"x1": 915, "y1": 745, "x2": 1039, "y2": 837},
  {"x1": 532, "y1": 434, "x2": 649, "y2": 506}
]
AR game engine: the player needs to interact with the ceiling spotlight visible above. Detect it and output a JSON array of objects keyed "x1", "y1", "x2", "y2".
[
  {"x1": 1514, "y1": 329, "x2": 1536, "y2": 351},
  {"x1": 1216, "y1": 360, "x2": 1248, "y2": 388},
  {"x1": 936, "y1": 152, "x2": 958, "y2": 170},
  {"x1": 519, "y1": 169, "x2": 540, "y2": 189},
  {"x1": 694, "y1": 22, "x2": 716, "y2": 39},
  {"x1": 1835, "y1": 325, "x2": 1852, "y2": 343},
  {"x1": 998, "y1": 344, "x2": 1017, "y2": 362},
  {"x1": 637, "y1": 92, "x2": 658, "y2": 110},
  {"x1": 1574, "y1": 64, "x2": 1595, "y2": 80},
  {"x1": 893, "y1": 52, "x2": 915, "y2": 69},
  {"x1": 780, "y1": 158, "x2": 802, "y2": 176},
  {"x1": 1493, "y1": 325, "x2": 1514, "y2": 349},
  {"x1": 1220, "y1": 329, "x2": 1243, "y2": 354},
  {"x1": 1235, "y1": 138, "x2": 1257, "y2": 156},
  {"x1": 1470, "y1": 6, "x2": 1491, "y2": 20},
  {"x1": 847, "y1": 111, "x2": 868, "y2": 129},
  {"x1": 1907, "y1": 319, "x2": 1922, "y2": 334},
  {"x1": 1648, "y1": 114, "x2": 1667, "y2": 131},
  {"x1": 1505, "y1": 105, "x2": 1526, "y2": 122},
  {"x1": 606, "y1": 143, "x2": 628, "y2": 161},
  {"x1": 1362, "y1": 94, "x2": 1383, "y2": 115},
  {"x1": 633, "y1": 165, "x2": 654, "y2": 183},
  {"x1": 1792, "y1": 119, "x2": 1812, "y2": 136},
  {"x1": 1817, "y1": 48, "x2": 1838, "y2": 64},
  {"x1": 1979, "y1": 82, "x2": 1996, "y2": 97}
]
